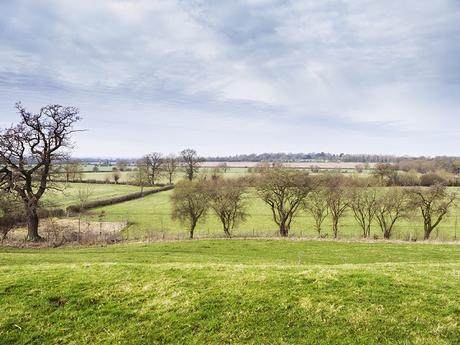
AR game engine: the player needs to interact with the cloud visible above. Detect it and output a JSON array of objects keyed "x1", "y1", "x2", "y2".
[{"x1": 0, "y1": 0, "x2": 459, "y2": 156}]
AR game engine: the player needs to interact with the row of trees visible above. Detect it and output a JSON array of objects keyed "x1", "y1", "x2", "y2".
[
  {"x1": 132, "y1": 149, "x2": 202, "y2": 187},
  {"x1": 206, "y1": 152, "x2": 402, "y2": 163},
  {"x1": 171, "y1": 168, "x2": 457, "y2": 240},
  {"x1": 171, "y1": 178, "x2": 247, "y2": 239}
]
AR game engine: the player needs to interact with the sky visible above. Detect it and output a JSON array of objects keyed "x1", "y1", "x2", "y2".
[{"x1": 0, "y1": 0, "x2": 459, "y2": 158}]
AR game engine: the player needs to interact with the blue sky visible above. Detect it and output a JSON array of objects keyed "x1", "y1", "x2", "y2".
[{"x1": 0, "y1": 0, "x2": 459, "y2": 157}]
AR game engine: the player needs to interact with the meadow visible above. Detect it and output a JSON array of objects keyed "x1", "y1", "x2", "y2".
[
  {"x1": 41, "y1": 183, "x2": 151, "y2": 209},
  {"x1": 81, "y1": 167, "x2": 251, "y2": 184},
  {"x1": 1, "y1": 240, "x2": 459, "y2": 344},
  {"x1": 83, "y1": 188, "x2": 460, "y2": 241}
]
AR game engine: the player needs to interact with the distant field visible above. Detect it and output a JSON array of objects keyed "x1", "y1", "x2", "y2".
[
  {"x1": 42, "y1": 183, "x2": 149, "y2": 209},
  {"x1": 1, "y1": 240, "x2": 459, "y2": 344},
  {"x1": 79, "y1": 162, "x2": 368, "y2": 183},
  {"x1": 81, "y1": 167, "x2": 251, "y2": 184},
  {"x1": 202, "y1": 161, "x2": 375, "y2": 169},
  {"x1": 83, "y1": 188, "x2": 460, "y2": 241}
]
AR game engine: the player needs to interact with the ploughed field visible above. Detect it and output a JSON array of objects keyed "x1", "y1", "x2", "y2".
[
  {"x1": 0, "y1": 240, "x2": 459, "y2": 344},
  {"x1": 82, "y1": 188, "x2": 460, "y2": 241}
]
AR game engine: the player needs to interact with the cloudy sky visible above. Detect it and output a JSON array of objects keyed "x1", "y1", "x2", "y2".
[{"x1": 0, "y1": 0, "x2": 459, "y2": 158}]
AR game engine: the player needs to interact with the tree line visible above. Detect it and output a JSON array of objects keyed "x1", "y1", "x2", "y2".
[
  {"x1": 206, "y1": 152, "x2": 402, "y2": 163},
  {"x1": 171, "y1": 167, "x2": 456, "y2": 240}
]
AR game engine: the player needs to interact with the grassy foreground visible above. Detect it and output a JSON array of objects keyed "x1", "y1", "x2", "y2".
[{"x1": 1, "y1": 240, "x2": 459, "y2": 344}]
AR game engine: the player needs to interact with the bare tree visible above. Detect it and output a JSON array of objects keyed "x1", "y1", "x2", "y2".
[
  {"x1": 407, "y1": 184, "x2": 456, "y2": 240},
  {"x1": 372, "y1": 163, "x2": 398, "y2": 186},
  {"x1": 116, "y1": 159, "x2": 129, "y2": 172},
  {"x1": 164, "y1": 154, "x2": 178, "y2": 185},
  {"x1": 207, "y1": 178, "x2": 247, "y2": 237},
  {"x1": 62, "y1": 159, "x2": 83, "y2": 182},
  {"x1": 375, "y1": 188, "x2": 410, "y2": 239},
  {"x1": 256, "y1": 167, "x2": 312, "y2": 237},
  {"x1": 131, "y1": 158, "x2": 149, "y2": 193},
  {"x1": 180, "y1": 148, "x2": 202, "y2": 181},
  {"x1": 303, "y1": 187, "x2": 329, "y2": 237},
  {"x1": 112, "y1": 170, "x2": 121, "y2": 184},
  {"x1": 145, "y1": 152, "x2": 164, "y2": 185},
  {"x1": 349, "y1": 185, "x2": 378, "y2": 238},
  {"x1": 324, "y1": 174, "x2": 350, "y2": 238},
  {"x1": 0, "y1": 103, "x2": 81, "y2": 241},
  {"x1": 171, "y1": 180, "x2": 209, "y2": 239}
]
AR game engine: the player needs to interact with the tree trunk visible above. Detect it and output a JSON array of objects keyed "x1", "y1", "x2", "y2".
[
  {"x1": 424, "y1": 224, "x2": 432, "y2": 240},
  {"x1": 26, "y1": 205, "x2": 43, "y2": 242},
  {"x1": 383, "y1": 229, "x2": 390, "y2": 239},
  {"x1": 279, "y1": 222, "x2": 289, "y2": 237},
  {"x1": 332, "y1": 219, "x2": 339, "y2": 238},
  {"x1": 189, "y1": 220, "x2": 197, "y2": 239},
  {"x1": 315, "y1": 225, "x2": 321, "y2": 237},
  {"x1": 223, "y1": 227, "x2": 231, "y2": 238}
]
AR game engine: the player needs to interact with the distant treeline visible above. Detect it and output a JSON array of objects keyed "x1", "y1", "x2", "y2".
[
  {"x1": 203, "y1": 153, "x2": 460, "y2": 166},
  {"x1": 205, "y1": 152, "x2": 400, "y2": 163},
  {"x1": 73, "y1": 153, "x2": 460, "y2": 167}
]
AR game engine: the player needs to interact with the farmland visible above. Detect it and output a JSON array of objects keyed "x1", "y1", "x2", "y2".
[
  {"x1": 81, "y1": 187, "x2": 460, "y2": 241},
  {"x1": 1, "y1": 240, "x2": 459, "y2": 344},
  {"x1": 41, "y1": 183, "x2": 152, "y2": 209}
]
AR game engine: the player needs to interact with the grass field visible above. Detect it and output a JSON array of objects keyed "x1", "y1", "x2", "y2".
[
  {"x1": 83, "y1": 188, "x2": 460, "y2": 241},
  {"x1": 42, "y1": 183, "x2": 150, "y2": 209},
  {"x1": 81, "y1": 167, "x2": 251, "y2": 184},
  {"x1": 0, "y1": 240, "x2": 459, "y2": 344}
]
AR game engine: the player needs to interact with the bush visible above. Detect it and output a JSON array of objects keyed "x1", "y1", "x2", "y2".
[
  {"x1": 420, "y1": 173, "x2": 446, "y2": 186},
  {"x1": 66, "y1": 185, "x2": 174, "y2": 213}
]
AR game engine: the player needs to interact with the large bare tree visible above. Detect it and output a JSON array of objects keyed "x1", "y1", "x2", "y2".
[
  {"x1": 180, "y1": 148, "x2": 201, "y2": 181},
  {"x1": 171, "y1": 180, "x2": 209, "y2": 239},
  {"x1": 324, "y1": 174, "x2": 350, "y2": 238},
  {"x1": 349, "y1": 185, "x2": 378, "y2": 238},
  {"x1": 256, "y1": 167, "x2": 312, "y2": 237},
  {"x1": 407, "y1": 184, "x2": 456, "y2": 240},
  {"x1": 375, "y1": 188, "x2": 410, "y2": 240},
  {"x1": 0, "y1": 103, "x2": 81, "y2": 241},
  {"x1": 164, "y1": 154, "x2": 178, "y2": 185},
  {"x1": 207, "y1": 178, "x2": 247, "y2": 237},
  {"x1": 303, "y1": 187, "x2": 329, "y2": 237},
  {"x1": 145, "y1": 152, "x2": 164, "y2": 185}
]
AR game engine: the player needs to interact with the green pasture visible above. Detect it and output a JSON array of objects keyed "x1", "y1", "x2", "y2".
[
  {"x1": 81, "y1": 167, "x2": 250, "y2": 184},
  {"x1": 42, "y1": 183, "x2": 150, "y2": 209},
  {"x1": 83, "y1": 188, "x2": 460, "y2": 241},
  {"x1": 1, "y1": 240, "x2": 459, "y2": 344}
]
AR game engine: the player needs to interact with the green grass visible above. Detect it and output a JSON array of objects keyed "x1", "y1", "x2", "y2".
[
  {"x1": 42, "y1": 183, "x2": 150, "y2": 209},
  {"x1": 0, "y1": 240, "x2": 459, "y2": 344},
  {"x1": 82, "y1": 167, "x2": 250, "y2": 184},
  {"x1": 84, "y1": 188, "x2": 460, "y2": 241}
]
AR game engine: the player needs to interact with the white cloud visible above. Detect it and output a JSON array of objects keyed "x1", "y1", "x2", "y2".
[{"x1": 0, "y1": 0, "x2": 459, "y2": 156}]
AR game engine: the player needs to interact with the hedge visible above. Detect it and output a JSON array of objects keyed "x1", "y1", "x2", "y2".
[{"x1": 66, "y1": 185, "x2": 174, "y2": 213}]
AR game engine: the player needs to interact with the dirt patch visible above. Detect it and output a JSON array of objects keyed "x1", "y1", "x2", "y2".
[{"x1": 3, "y1": 218, "x2": 127, "y2": 247}]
